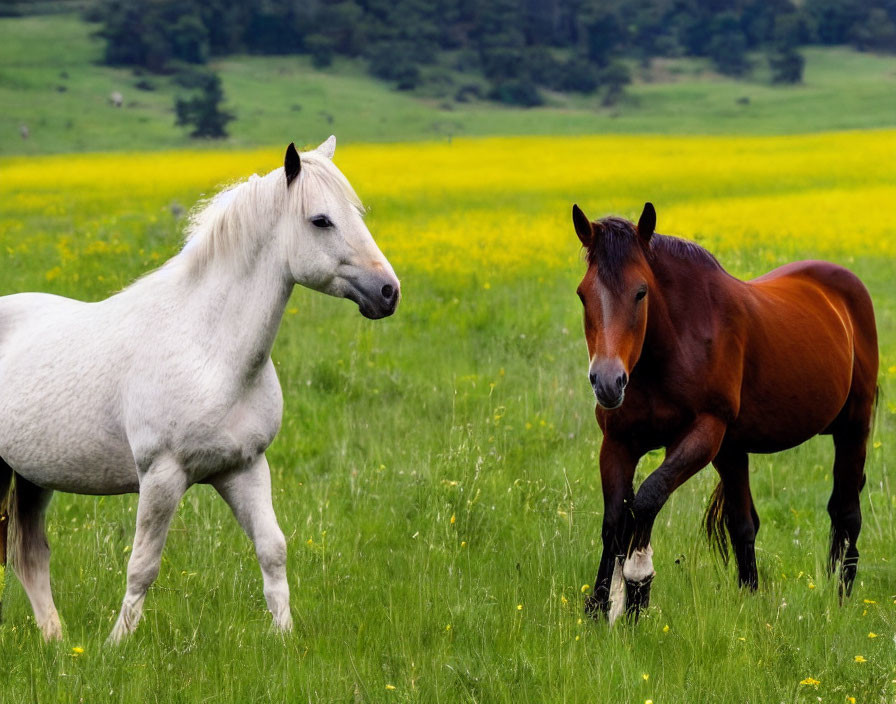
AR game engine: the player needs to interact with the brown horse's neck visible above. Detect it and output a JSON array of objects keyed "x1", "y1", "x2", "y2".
[{"x1": 639, "y1": 237, "x2": 731, "y2": 374}]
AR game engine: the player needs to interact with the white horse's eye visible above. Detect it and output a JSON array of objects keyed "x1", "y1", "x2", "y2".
[{"x1": 311, "y1": 216, "x2": 333, "y2": 229}]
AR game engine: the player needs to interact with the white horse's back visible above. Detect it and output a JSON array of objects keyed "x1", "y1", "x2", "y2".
[{"x1": 0, "y1": 292, "x2": 138, "y2": 493}]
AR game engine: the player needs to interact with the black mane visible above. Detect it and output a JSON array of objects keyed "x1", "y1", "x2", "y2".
[{"x1": 586, "y1": 215, "x2": 722, "y2": 289}]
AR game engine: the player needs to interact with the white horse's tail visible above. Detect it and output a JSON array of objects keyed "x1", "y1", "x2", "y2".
[{"x1": 0, "y1": 459, "x2": 11, "y2": 621}]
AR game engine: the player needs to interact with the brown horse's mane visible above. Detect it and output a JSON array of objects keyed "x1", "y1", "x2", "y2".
[{"x1": 586, "y1": 216, "x2": 722, "y2": 289}]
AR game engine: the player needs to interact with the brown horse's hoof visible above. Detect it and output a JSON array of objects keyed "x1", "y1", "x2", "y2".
[
  {"x1": 584, "y1": 594, "x2": 607, "y2": 619},
  {"x1": 624, "y1": 577, "x2": 653, "y2": 620}
]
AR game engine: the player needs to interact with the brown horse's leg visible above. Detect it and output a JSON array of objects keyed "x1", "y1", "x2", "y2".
[
  {"x1": 585, "y1": 438, "x2": 637, "y2": 619},
  {"x1": 828, "y1": 427, "x2": 867, "y2": 599},
  {"x1": 625, "y1": 414, "x2": 727, "y2": 617},
  {"x1": 712, "y1": 448, "x2": 759, "y2": 590}
]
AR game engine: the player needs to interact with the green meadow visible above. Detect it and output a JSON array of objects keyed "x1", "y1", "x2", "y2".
[{"x1": 0, "y1": 12, "x2": 895, "y2": 704}]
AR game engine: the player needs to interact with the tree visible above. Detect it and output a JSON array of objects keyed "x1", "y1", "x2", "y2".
[
  {"x1": 849, "y1": 8, "x2": 896, "y2": 52},
  {"x1": 768, "y1": 45, "x2": 804, "y2": 83},
  {"x1": 600, "y1": 60, "x2": 631, "y2": 105},
  {"x1": 708, "y1": 12, "x2": 751, "y2": 76},
  {"x1": 174, "y1": 72, "x2": 234, "y2": 138}
]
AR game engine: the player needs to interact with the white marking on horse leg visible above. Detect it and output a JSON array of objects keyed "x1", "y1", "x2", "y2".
[
  {"x1": 607, "y1": 557, "x2": 626, "y2": 626},
  {"x1": 108, "y1": 457, "x2": 188, "y2": 645},
  {"x1": 623, "y1": 543, "x2": 655, "y2": 585},
  {"x1": 10, "y1": 483, "x2": 62, "y2": 641},
  {"x1": 212, "y1": 455, "x2": 292, "y2": 632}
]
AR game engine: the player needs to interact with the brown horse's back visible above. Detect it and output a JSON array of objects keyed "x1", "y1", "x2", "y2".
[{"x1": 725, "y1": 260, "x2": 878, "y2": 454}]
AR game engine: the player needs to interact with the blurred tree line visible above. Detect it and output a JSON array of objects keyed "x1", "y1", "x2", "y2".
[{"x1": 89, "y1": 0, "x2": 896, "y2": 110}]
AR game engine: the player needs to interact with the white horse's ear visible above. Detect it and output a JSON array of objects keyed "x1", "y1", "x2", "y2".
[
  {"x1": 284, "y1": 143, "x2": 301, "y2": 187},
  {"x1": 317, "y1": 135, "x2": 336, "y2": 159}
]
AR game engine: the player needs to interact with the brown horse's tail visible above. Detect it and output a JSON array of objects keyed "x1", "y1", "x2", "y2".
[
  {"x1": 0, "y1": 460, "x2": 12, "y2": 622},
  {"x1": 704, "y1": 480, "x2": 729, "y2": 564}
]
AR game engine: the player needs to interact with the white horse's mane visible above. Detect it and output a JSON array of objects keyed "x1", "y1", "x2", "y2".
[{"x1": 176, "y1": 148, "x2": 363, "y2": 274}]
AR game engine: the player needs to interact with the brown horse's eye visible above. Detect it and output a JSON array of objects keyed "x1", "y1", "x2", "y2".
[{"x1": 635, "y1": 286, "x2": 647, "y2": 302}]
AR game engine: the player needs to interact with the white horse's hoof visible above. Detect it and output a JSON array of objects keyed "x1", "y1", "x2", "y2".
[
  {"x1": 273, "y1": 613, "x2": 293, "y2": 633},
  {"x1": 40, "y1": 613, "x2": 63, "y2": 642}
]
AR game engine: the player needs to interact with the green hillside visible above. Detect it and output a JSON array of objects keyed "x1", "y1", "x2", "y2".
[{"x1": 2, "y1": 13, "x2": 896, "y2": 155}]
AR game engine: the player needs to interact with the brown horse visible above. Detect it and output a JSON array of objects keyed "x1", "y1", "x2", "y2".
[{"x1": 572, "y1": 202, "x2": 878, "y2": 622}]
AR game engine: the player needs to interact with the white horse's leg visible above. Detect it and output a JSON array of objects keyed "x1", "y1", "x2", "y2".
[
  {"x1": 10, "y1": 477, "x2": 62, "y2": 640},
  {"x1": 107, "y1": 456, "x2": 188, "y2": 644},
  {"x1": 212, "y1": 454, "x2": 292, "y2": 632}
]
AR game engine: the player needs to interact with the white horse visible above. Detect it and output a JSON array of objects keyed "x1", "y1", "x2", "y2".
[{"x1": 0, "y1": 136, "x2": 399, "y2": 643}]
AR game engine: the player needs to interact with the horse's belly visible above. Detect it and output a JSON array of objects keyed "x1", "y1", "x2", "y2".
[
  {"x1": 0, "y1": 335, "x2": 138, "y2": 494},
  {"x1": 730, "y1": 353, "x2": 851, "y2": 453}
]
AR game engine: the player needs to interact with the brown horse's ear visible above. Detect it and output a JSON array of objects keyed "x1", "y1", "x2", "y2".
[
  {"x1": 638, "y1": 202, "x2": 656, "y2": 244},
  {"x1": 284, "y1": 142, "x2": 301, "y2": 187},
  {"x1": 572, "y1": 204, "x2": 593, "y2": 247}
]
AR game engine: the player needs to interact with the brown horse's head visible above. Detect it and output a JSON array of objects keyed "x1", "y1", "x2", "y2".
[{"x1": 573, "y1": 202, "x2": 656, "y2": 409}]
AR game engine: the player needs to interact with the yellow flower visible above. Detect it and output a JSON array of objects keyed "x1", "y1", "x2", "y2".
[
  {"x1": 561, "y1": 595, "x2": 568, "y2": 605},
  {"x1": 385, "y1": 684, "x2": 396, "y2": 691},
  {"x1": 808, "y1": 582, "x2": 816, "y2": 589},
  {"x1": 642, "y1": 673, "x2": 649, "y2": 681},
  {"x1": 847, "y1": 697, "x2": 856, "y2": 704},
  {"x1": 854, "y1": 655, "x2": 867, "y2": 663},
  {"x1": 450, "y1": 514, "x2": 456, "y2": 525},
  {"x1": 863, "y1": 599, "x2": 876, "y2": 604},
  {"x1": 662, "y1": 624, "x2": 669, "y2": 633},
  {"x1": 645, "y1": 700, "x2": 653, "y2": 704},
  {"x1": 799, "y1": 678, "x2": 820, "y2": 687},
  {"x1": 460, "y1": 541, "x2": 467, "y2": 548},
  {"x1": 581, "y1": 584, "x2": 590, "y2": 593},
  {"x1": 446, "y1": 624, "x2": 452, "y2": 631},
  {"x1": 868, "y1": 632, "x2": 878, "y2": 638},
  {"x1": 71, "y1": 646, "x2": 85, "y2": 656},
  {"x1": 517, "y1": 604, "x2": 523, "y2": 611}
]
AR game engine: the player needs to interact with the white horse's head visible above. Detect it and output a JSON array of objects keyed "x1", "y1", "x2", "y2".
[{"x1": 279, "y1": 137, "x2": 400, "y2": 319}]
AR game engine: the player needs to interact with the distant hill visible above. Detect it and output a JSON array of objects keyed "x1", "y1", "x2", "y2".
[{"x1": 2, "y1": 14, "x2": 895, "y2": 155}]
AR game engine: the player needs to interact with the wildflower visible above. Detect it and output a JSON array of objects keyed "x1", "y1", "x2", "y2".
[
  {"x1": 460, "y1": 541, "x2": 467, "y2": 548},
  {"x1": 868, "y1": 632, "x2": 878, "y2": 638},
  {"x1": 446, "y1": 624, "x2": 451, "y2": 632},
  {"x1": 517, "y1": 604, "x2": 523, "y2": 611},
  {"x1": 800, "y1": 678, "x2": 820, "y2": 687},
  {"x1": 450, "y1": 514, "x2": 455, "y2": 525},
  {"x1": 847, "y1": 697, "x2": 856, "y2": 704},
  {"x1": 561, "y1": 595, "x2": 568, "y2": 605},
  {"x1": 854, "y1": 655, "x2": 867, "y2": 663},
  {"x1": 71, "y1": 646, "x2": 84, "y2": 656},
  {"x1": 385, "y1": 684, "x2": 396, "y2": 691},
  {"x1": 581, "y1": 584, "x2": 590, "y2": 593},
  {"x1": 642, "y1": 673, "x2": 649, "y2": 681},
  {"x1": 863, "y1": 599, "x2": 876, "y2": 604},
  {"x1": 575, "y1": 635, "x2": 580, "y2": 641},
  {"x1": 662, "y1": 625, "x2": 669, "y2": 633},
  {"x1": 808, "y1": 582, "x2": 816, "y2": 589}
]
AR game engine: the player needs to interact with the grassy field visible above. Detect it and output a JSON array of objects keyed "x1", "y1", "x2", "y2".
[
  {"x1": 0, "y1": 132, "x2": 894, "y2": 702},
  {"x1": 2, "y1": 14, "x2": 896, "y2": 156}
]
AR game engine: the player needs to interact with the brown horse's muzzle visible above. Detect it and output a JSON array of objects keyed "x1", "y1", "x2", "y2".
[{"x1": 589, "y1": 359, "x2": 628, "y2": 409}]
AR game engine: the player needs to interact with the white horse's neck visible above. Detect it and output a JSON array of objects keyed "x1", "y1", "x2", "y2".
[
  {"x1": 125, "y1": 169, "x2": 295, "y2": 381},
  {"x1": 179, "y1": 239, "x2": 293, "y2": 380}
]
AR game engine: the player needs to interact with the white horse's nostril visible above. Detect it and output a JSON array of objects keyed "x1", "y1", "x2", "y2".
[{"x1": 382, "y1": 284, "x2": 395, "y2": 301}]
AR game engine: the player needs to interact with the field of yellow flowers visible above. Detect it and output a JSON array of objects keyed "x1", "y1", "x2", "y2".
[{"x1": 0, "y1": 132, "x2": 894, "y2": 703}]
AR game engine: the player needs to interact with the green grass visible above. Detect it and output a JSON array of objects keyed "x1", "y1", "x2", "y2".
[
  {"x1": 0, "y1": 136, "x2": 894, "y2": 702},
  {"x1": 2, "y1": 15, "x2": 896, "y2": 156}
]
